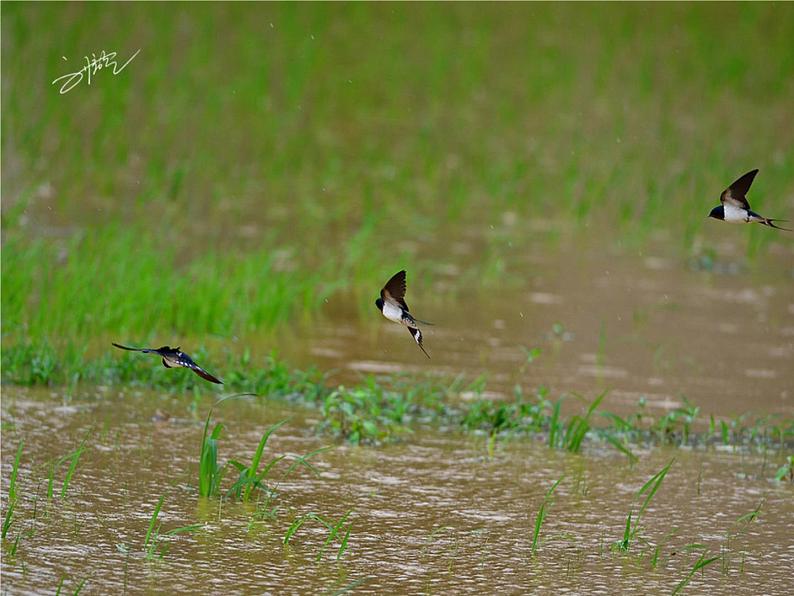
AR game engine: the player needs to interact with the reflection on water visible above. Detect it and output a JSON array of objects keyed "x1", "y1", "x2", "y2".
[{"x1": 2, "y1": 388, "x2": 792, "y2": 593}]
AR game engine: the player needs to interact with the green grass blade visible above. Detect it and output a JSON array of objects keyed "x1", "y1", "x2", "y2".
[
  {"x1": 61, "y1": 440, "x2": 87, "y2": 499},
  {"x1": 637, "y1": 458, "x2": 674, "y2": 520},
  {"x1": 8, "y1": 441, "x2": 23, "y2": 505},
  {"x1": 531, "y1": 475, "x2": 563, "y2": 556},
  {"x1": 2, "y1": 499, "x2": 16, "y2": 540},
  {"x1": 144, "y1": 495, "x2": 165, "y2": 551},
  {"x1": 283, "y1": 515, "x2": 307, "y2": 545},
  {"x1": 244, "y1": 419, "x2": 288, "y2": 500}
]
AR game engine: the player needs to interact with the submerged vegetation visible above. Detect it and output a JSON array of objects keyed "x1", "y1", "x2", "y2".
[{"x1": 4, "y1": 346, "x2": 793, "y2": 453}]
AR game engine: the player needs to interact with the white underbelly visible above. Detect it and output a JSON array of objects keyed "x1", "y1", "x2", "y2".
[
  {"x1": 381, "y1": 301, "x2": 404, "y2": 324},
  {"x1": 723, "y1": 204, "x2": 748, "y2": 223}
]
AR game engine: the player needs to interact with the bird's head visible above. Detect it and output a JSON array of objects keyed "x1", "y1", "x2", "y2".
[
  {"x1": 375, "y1": 298, "x2": 384, "y2": 311},
  {"x1": 708, "y1": 205, "x2": 724, "y2": 221}
]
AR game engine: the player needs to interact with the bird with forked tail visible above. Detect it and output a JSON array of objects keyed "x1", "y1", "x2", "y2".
[
  {"x1": 112, "y1": 343, "x2": 223, "y2": 384},
  {"x1": 375, "y1": 270, "x2": 433, "y2": 359},
  {"x1": 708, "y1": 169, "x2": 790, "y2": 231}
]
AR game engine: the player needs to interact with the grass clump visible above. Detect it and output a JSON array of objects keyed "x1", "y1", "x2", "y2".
[
  {"x1": 320, "y1": 375, "x2": 455, "y2": 445},
  {"x1": 283, "y1": 510, "x2": 353, "y2": 563},
  {"x1": 228, "y1": 420, "x2": 290, "y2": 502},
  {"x1": 672, "y1": 550, "x2": 721, "y2": 595},
  {"x1": 142, "y1": 495, "x2": 202, "y2": 560}
]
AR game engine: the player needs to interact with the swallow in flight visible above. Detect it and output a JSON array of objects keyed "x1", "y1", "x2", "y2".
[
  {"x1": 375, "y1": 270, "x2": 432, "y2": 359},
  {"x1": 708, "y1": 169, "x2": 790, "y2": 230},
  {"x1": 112, "y1": 343, "x2": 223, "y2": 384}
]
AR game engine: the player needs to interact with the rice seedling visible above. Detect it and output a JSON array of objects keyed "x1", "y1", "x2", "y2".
[
  {"x1": 602, "y1": 432, "x2": 638, "y2": 465},
  {"x1": 196, "y1": 392, "x2": 260, "y2": 497},
  {"x1": 655, "y1": 397, "x2": 700, "y2": 446},
  {"x1": 519, "y1": 346, "x2": 542, "y2": 374},
  {"x1": 774, "y1": 455, "x2": 793, "y2": 482},
  {"x1": 228, "y1": 420, "x2": 289, "y2": 502},
  {"x1": 199, "y1": 418, "x2": 225, "y2": 498},
  {"x1": 548, "y1": 391, "x2": 607, "y2": 453},
  {"x1": 530, "y1": 475, "x2": 563, "y2": 557},
  {"x1": 672, "y1": 550, "x2": 720, "y2": 595},
  {"x1": 143, "y1": 495, "x2": 202, "y2": 559},
  {"x1": 283, "y1": 510, "x2": 352, "y2": 562},
  {"x1": 7, "y1": 441, "x2": 23, "y2": 506},
  {"x1": 143, "y1": 495, "x2": 166, "y2": 557},
  {"x1": 55, "y1": 576, "x2": 87, "y2": 595},
  {"x1": 60, "y1": 439, "x2": 87, "y2": 500},
  {"x1": 2, "y1": 442, "x2": 24, "y2": 543},
  {"x1": 614, "y1": 459, "x2": 674, "y2": 552}
]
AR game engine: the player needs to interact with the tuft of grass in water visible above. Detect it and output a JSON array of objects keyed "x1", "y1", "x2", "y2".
[
  {"x1": 197, "y1": 394, "x2": 253, "y2": 498},
  {"x1": 143, "y1": 495, "x2": 202, "y2": 559},
  {"x1": 143, "y1": 495, "x2": 166, "y2": 558},
  {"x1": 228, "y1": 419, "x2": 289, "y2": 502},
  {"x1": 199, "y1": 418, "x2": 225, "y2": 498},
  {"x1": 559, "y1": 391, "x2": 607, "y2": 453},
  {"x1": 774, "y1": 455, "x2": 793, "y2": 482},
  {"x1": 672, "y1": 550, "x2": 721, "y2": 595},
  {"x1": 655, "y1": 397, "x2": 700, "y2": 446},
  {"x1": 615, "y1": 459, "x2": 674, "y2": 552},
  {"x1": 283, "y1": 510, "x2": 352, "y2": 562},
  {"x1": 321, "y1": 375, "x2": 455, "y2": 445},
  {"x1": 530, "y1": 475, "x2": 564, "y2": 557}
]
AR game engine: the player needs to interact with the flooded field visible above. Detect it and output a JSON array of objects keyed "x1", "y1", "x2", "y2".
[
  {"x1": 2, "y1": 384, "x2": 792, "y2": 594},
  {"x1": 3, "y1": 236, "x2": 794, "y2": 593},
  {"x1": 3, "y1": 2, "x2": 794, "y2": 594}
]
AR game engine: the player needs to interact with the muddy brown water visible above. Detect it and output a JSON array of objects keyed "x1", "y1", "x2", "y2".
[
  {"x1": 276, "y1": 231, "x2": 794, "y2": 420},
  {"x1": 2, "y1": 237, "x2": 794, "y2": 593},
  {"x1": 1, "y1": 388, "x2": 792, "y2": 594}
]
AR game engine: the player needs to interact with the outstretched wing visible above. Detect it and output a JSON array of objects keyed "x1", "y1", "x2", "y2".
[
  {"x1": 188, "y1": 365, "x2": 223, "y2": 384},
  {"x1": 380, "y1": 270, "x2": 409, "y2": 311},
  {"x1": 720, "y1": 169, "x2": 758, "y2": 210},
  {"x1": 113, "y1": 342, "x2": 156, "y2": 353},
  {"x1": 173, "y1": 351, "x2": 223, "y2": 384}
]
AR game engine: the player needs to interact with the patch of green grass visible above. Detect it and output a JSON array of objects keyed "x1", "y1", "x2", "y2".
[{"x1": 3, "y1": 4, "x2": 793, "y2": 374}]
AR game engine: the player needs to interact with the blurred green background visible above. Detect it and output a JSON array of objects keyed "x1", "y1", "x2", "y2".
[{"x1": 2, "y1": 3, "x2": 793, "y2": 379}]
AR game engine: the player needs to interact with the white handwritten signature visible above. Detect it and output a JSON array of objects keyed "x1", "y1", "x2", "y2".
[{"x1": 52, "y1": 49, "x2": 141, "y2": 95}]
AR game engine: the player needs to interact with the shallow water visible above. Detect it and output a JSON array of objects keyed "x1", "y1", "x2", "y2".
[
  {"x1": 1, "y1": 386, "x2": 792, "y2": 594},
  {"x1": 274, "y1": 231, "x2": 794, "y2": 421}
]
